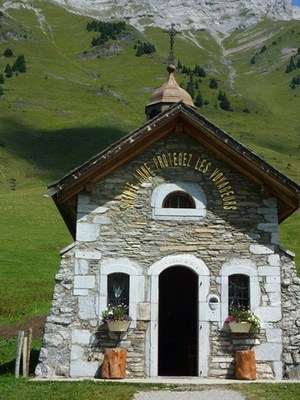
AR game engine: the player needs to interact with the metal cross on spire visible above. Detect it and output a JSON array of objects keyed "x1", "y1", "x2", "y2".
[{"x1": 166, "y1": 23, "x2": 178, "y2": 65}]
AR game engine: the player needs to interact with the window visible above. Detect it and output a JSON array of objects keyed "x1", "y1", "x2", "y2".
[
  {"x1": 162, "y1": 191, "x2": 195, "y2": 209},
  {"x1": 99, "y1": 258, "x2": 144, "y2": 327},
  {"x1": 151, "y1": 182, "x2": 207, "y2": 220},
  {"x1": 219, "y1": 260, "x2": 260, "y2": 327},
  {"x1": 108, "y1": 273, "x2": 129, "y2": 308},
  {"x1": 228, "y1": 274, "x2": 250, "y2": 310}
]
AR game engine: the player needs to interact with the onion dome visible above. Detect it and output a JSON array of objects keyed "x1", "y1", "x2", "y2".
[{"x1": 145, "y1": 64, "x2": 196, "y2": 120}]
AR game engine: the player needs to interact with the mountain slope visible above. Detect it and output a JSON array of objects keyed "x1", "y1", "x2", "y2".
[{"x1": 50, "y1": 0, "x2": 296, "y2": 34}]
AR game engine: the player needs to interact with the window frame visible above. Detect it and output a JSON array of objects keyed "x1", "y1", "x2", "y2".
[
  {"x1": 219, "y1": 260, "x2": 260, "y2": 327},
  {"x1": 151, "y1": 182, "x2": 207, "y2": 220},
  {"x1": 99, "y1": 259, "x2": 144, "y2": 328}
]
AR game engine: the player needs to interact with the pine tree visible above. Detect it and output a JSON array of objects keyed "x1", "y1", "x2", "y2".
[
  {"x1": 194, "y1": 92, "x2": 203, "y2": 107},
  {"x1": 186, "y1": 82, "x2": 195, "y2": 99},
  {"x1": 250, "y1": 56, "x2": 256, "y2": 65},
  {"x1": 218, "y1": 90, "x2": 223, "y2": 101},
  {"x1": 260, "y1": 45, "x2": 267, "y2": 53},
  {"x1": 209, "y1": 78, "x2": 218, "y2": 89},
  {"x1": 177, "y1": 60, "x2": 182, "y2": 70},
  {"x1": 186, "y1": 75, "x2": 195, "y2": 98},
  {"x1": 219, "y1": 92, "x2": 232, "y2": 111},
  {"x1": 3, "y1": 47, "x2": 13, "y2": 57},
  {"x1": 286, "y1": 56, "x2": 296, "y2": 73},
  {"x1": 0, "y1": 86, "x2": 3, "y2": 97},
  {"x1": 0, "y1": 74, "x2": 4, "y2": 84},
  {"x1": 135, "y1": 44, "x2": 143, "y2": 57},
  {"x1": 13, "y1": 54, "x2": 26, "y2": 73},
  {"x1": 5, "y1": 63, "x2": 13, "y2": 78},
  {"x1": 181, "y1": 65, "x2": 189, "y2": 74},
  {"x1": 290, "y1": 75, "x2": 300, "y2": 89},
  {"x1": 197, "y1": 67, "x2": 206, "y2": 77},
  {"x1": 134, "y1": 42, "x2": 156, "y2": 57}
]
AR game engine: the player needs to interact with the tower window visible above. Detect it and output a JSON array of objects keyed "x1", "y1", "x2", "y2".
[
  {"x1": 162, "y1": 191, "x2": 196, "y2": 209},
  {"x1": 228, "y1": 274, "x2": 250, "y2": 311}
]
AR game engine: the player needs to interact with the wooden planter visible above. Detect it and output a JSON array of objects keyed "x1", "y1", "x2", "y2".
[
  {"x1": 228, "y1": 321, "x2": 252, "y2": 333},
  {"x1": 107, "y1": 320, "x2": 131, "y2": 332},
  {"x1": 101, "y1": 348, "x2": 127, "y2": 379},
  {"x1": 236, "y1": 350, "x2": 256, "y2": 380}
]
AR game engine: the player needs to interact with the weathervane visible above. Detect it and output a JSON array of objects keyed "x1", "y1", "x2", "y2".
[{"x1": 165, "y1": 23, "x2": 178, "y2": 65}]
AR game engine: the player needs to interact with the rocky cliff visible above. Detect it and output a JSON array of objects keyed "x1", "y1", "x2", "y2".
[{"x1": 52, "y1": 0, "x2": 297, "y2": 33}]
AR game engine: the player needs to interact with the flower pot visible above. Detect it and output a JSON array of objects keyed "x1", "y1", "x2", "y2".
[
  {"x1": 107, "y1": 320, "x2": 131, "y2": 332},
  {"x1": 228, "y1": 321, "x2": 252, "y2": 333}
]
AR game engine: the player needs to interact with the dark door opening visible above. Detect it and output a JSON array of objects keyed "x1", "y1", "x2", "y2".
[{"x1": 158, "y1": 266, "x2": 198, "y2": 376}]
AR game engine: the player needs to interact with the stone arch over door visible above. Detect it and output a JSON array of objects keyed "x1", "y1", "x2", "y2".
[{"x1": 148, "y1": 254, "x2": 210, "y2": 377}]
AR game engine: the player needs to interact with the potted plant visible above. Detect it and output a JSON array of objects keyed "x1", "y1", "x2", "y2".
[
  {"x1": 101, "y1": 304, "x2": 132, "y2": 332},
  {"x1": 225, "y1": 306, "x2": 261, "y2": 333}
]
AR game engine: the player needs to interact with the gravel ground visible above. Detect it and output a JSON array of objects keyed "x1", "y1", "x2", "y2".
[{"x1": 134, "y1": 389, "x2": 245, "y2": 400}]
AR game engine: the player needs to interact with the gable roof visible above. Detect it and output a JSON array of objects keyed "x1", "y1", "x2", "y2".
[{"x1": 48, "y1": 102, "x2": 300, "y2": 238}]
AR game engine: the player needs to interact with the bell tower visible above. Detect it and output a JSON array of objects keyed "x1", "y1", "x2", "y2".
[{"x1": 145, "y1": 24, "x2": 196, "y2": 120}]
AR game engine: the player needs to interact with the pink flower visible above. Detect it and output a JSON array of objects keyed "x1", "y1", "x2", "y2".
[{"x1": 224, "y1": 316, "x2": 235, "y2": 323}]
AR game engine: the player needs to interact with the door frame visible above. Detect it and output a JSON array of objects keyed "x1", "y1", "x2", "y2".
[{"x1": 147, "y1": 254, "x2": 210, "y2": 377}]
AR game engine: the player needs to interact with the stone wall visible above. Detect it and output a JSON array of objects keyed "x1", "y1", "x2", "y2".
[
  {"x1": 36, "y1": 132, "x2": 300, "y2": 379},
  {"x1": 280, "y1": 251, "x2": 300, "y2": 379}
]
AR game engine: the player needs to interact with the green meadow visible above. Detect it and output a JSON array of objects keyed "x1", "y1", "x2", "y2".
[
  {"x1": 0, "y1": 378, "x2": 299, "y2": 400},
  {"x1": 0, "y1": 0, "x2": 299, "y2": 384}
]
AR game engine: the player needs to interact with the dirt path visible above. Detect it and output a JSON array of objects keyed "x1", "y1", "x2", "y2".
[
  {"x1": 0, "y1": 315, "x2": 46, "y2": 339},
  {"x1": 134, "y1": 389, "x2": 245, "y2": 400}
]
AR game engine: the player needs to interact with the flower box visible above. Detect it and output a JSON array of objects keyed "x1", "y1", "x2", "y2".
[
  {"x1": 228, "y1": 321, "x2": 252, "y2": 333},
  {"x1": 107, "y1": 320, "x2": 131, "y2": 332},
  {"x1": 225, "y1": 307, "x2": 261, "y2": 333},
  {"x1": 102, "y1": 304, "x2": 132, "y2": 332}
]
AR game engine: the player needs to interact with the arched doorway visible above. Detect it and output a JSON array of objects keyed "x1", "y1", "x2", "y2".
[{"x1": 158, "y1": 266, "x2": 198, "y2": 376}]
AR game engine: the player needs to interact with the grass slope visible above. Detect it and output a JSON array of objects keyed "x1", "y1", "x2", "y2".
[{"x1": 0, "y1": 1, "x2": 299, "y2": 332}]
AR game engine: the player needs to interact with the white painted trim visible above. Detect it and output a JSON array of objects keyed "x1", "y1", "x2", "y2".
[
  {"x1": 99, "y1": 258, "x2": 144, "y2": 328},
  {"x1": 151, "y1": 182, "x2": 207, "y2": 220},
  {"x1": 148, "y1": 254, "x2": 210, "y2": 377},
  {"x1": 219, "y1": 259, "x2": 260, "y2": 328}
]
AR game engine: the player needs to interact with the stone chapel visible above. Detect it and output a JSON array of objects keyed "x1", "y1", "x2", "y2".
[{"x1": 36, "y1": 60, "x2": 300, "y2": 380}]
